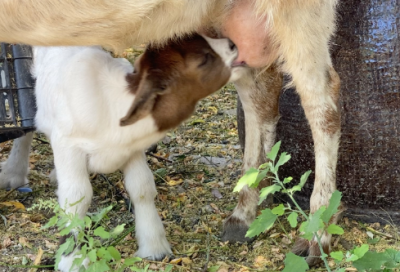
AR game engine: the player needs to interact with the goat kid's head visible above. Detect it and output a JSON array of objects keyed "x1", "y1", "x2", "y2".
[{"x1": 120, "y1": 34, "x2": 238, "y2": 131}]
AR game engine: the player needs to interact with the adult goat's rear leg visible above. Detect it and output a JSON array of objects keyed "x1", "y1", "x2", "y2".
[
  {"x1": 271, "y1": 1, "x2": 342, "y2": 265},
  {"x1": 222, "y1": 64, "x2": 282, "y2": 243},
  {"x1": 0, "y1": 132, "x2": 33, "y2": 189}
]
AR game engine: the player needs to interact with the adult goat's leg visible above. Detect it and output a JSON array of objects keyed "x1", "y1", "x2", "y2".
[
  {"x1": 271, "y1": 1, "x2": 341, "y2": 265},
  {"x1": 222, "y1": 65, "x2": 282, "y2": 242},
  {"x1": 0, "y1": 132, "x2": 33, "y2": 189}
]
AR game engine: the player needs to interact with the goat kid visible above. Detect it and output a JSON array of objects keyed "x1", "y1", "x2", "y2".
[
  {"x1": 0, "y1": 0, "x2": 342, "y2": 264},
  {"x1": 0, "y1": 34, "x2": 239, "y2": 271}
]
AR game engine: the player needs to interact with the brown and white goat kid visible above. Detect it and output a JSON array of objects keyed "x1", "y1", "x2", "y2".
[
  {"x1": 0, "y1": 35, "x2": 238, "y2": 271},
  {"x1": 0, "y1": 0, "x2": 341, "y2": 264}
]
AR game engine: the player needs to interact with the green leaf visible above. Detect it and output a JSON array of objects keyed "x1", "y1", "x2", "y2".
[
  {"x1": 107, "y1": 246, "x2": 121, "y2": 261},
  {"x1": 207, "y1": 265, "x2": 220, "y2": 272},
  {"x1": 254, "y1": 169, "x2": 269, "y2": 188},
  {"x1": 43, "y1": 216, "x2": 58, "y2": 228},
  {"x1": 97, "y1": 247, "x2": 113, "y2": 262},
  {"x1": 354, "y1": 244, "x2": 369, "y2": 259},
  {"x1": 234, "y1": 168, "x2": 259, "y2": 192},
  {"x1": 346, "y1": 244, "x2": 369, "y2": 262},
  {"x1": 258, "y1": 184, "x2": 281, "y2": 205},
  {"x1": 164, "y1": 264, "x2": 174, "y2": 272},
  {"x1": 246, "y1": 209, "x2": 278, "y2": 238},
  {"x1": 88, "y1": 237, "x2": 94, "y2": 248},
  {"x1": 267, "y1": 141, "x2": 281, "y2": 162},
  {"x1": 55, "y1": 236, "x2": 75, "y2": 269},
  {"x1": 321, "y1": 190, "x2": 342, "y2": 223},
  {"x1": 326, "y1": 224, "x2": 344, "y2": 235},
  {"x1": 110, "y1": 224, "x2": 125, "y2": 238},
  {"x1": 303, "y1": 206, "x2": 326, "y2": 239},
  {"x1": 287, "y1": 212, "x2": 298, "y2": 228},
  {"x1": 283, "y1": 177, "x2": 293, "y2": 184},
  {"x1": 386, "y1": 248, "x2": 400, "y2": 263},
  {"x1": 88, "y1": 249, "x2": 97, "y2": 262},
  {"x1": 84, "y1": 216, "x2": 92, "y2": 229},
  {"x1": 352, "y1": 250, "x2": 390, "y2": 271},
  {"x1": 86, "y1": 259, "x2": 110, "y2": 272},
  {"x1": 330, "y1": 251, "x2": 344, "y2": 261},
  {"x1": 291, "y1": 170, "x2": 312, "y2": 192},
  {"x1": 274, "y1": 152, "x2": 291, "y2": 171},
  {"x1": 91, "y1": 205, "x2": 113, "y2": 223},
  {"x1": 123, "y1": 257, "x2": 142, "y2": 266},
  {"x1": 282, "y1": 252, "x2": 309, "y2": 272},
  {"x1": 154, "y1": 168, "x2": 167, "y2": 178},
  {"x1": 367, "y1": 237, "x2": 380, "y2": 245},
  {"x1": 271, "y1": 204, "x2": 285, "y2": 216},
  {"x1": 94, "y1": 226, "x2": 111, "y2": 239}
]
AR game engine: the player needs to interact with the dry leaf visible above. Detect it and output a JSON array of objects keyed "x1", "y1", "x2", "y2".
[
  {"x1": 281, "y1": 236, "x2": 291, "y2": 245},
  {"x1": 253, "y1": 256, "x2": 269, "y2": 268},
  {"x1": 26, "y1": 254, "x2": 36, "y2": 261},
  {"x1": 252, "y1": 240, "x2": 263, "y2": 249},
  {"x1": 182, "y1": 257, "x2": 192, "y2": 264},
  {"x1": 170, "y1": 258, "x2": 182, "y2": 264},
  {"x1": 19, "y1": 237, "x2": 32, "y2": 248},
  {"x1": 45, "y1": 240, "x2": 57, "y2": 250},
  {"x1": 0, "y1": 201, "x2": 26, "y2": 210},
  {"x1": 28, "y1": 247, "x2": 44, "y2": 272},
  {"x1": 166, "y1": 179, "x2": 183, "y2": 186},
  {"x1": 211, "y1": 189, "x2": 223, "y2": 199},
  {"x1": 149, "y1": 264, "x2": 158, "y2": 270},
  {"x1": 269, "y1": 233, "x2": 280, "y2": 238},
  {"x1": 3, "y1": 237, "x2": 12, "y2": 248},
  {"x1": 210, "y1": 203, "x2": 220, "y2": 213}
]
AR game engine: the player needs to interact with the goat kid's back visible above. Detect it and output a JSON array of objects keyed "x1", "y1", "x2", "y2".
[{"x1": 33, "y1": 35, "x2": 237, "y2": 173}]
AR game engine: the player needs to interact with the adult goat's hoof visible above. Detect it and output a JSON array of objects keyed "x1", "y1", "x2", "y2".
[{"x1": 221, "y1": 215, "x2": 254, "y2": 243}]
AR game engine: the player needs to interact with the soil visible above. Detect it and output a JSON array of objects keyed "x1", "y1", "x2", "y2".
[{"x1": 0, "y1": 48, "x2": 399, "y2": 272}]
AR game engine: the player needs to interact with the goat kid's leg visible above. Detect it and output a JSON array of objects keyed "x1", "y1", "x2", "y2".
[
  {"x1": 0, "y1": 132, "x2": 33, "y2": 189},
  {"x1": 123, "y1": 151, "x2": 171, "y2": 260},
  {"x1": 52, "y1": 140, "x2": 92, "y2": 272},
  {"x1": 222, "y1": 65, "x2": 282, "y2": 243},
  {"x1": 270, "y1": 2, "x2": 341, "y2": 264}
]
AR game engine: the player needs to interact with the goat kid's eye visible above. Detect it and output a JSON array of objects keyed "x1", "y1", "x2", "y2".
[{"x1": 198, "y1": 53, "x2": 212, "y2": 67}]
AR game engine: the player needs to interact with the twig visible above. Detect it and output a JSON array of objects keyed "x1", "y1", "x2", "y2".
[
  {"x1": 0, "y1": 182, "x2": 31, "y2": 202},
  {"x1": 186, "y1": 189, "x2": 204, "y2": 205},
  {"x1": 365, "y1": 226, "x2": 394, "y2": 239},
  {"x1": 146, "y1": 151, "x2": 173, "y2": 163},
  {"x1": 0, "y1": 262, "x2": 54, "y2": 269}
]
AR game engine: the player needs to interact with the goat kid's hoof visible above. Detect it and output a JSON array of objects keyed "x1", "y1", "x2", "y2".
[
  {"x1": 134, "y1": 243, "x2": 172, "y2": 261},
  {"x1": 221, "y1": 216, "x2": 254, "y2": 243},
  {"x1": 292, "y1": 238, "x2": 328, "y2": 267},
  {"x1": 57, "y1": 250, "x2": 89, "y2": 272}
]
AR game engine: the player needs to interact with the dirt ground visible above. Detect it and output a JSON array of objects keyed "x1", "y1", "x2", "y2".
[{"x1": 0, "y1": 49, "x2": 399, "y2": 272}]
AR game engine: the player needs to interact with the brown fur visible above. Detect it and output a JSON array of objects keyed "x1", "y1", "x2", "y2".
[{"x1": 121, "y1": 35, "x2": 231, "y2": 130}]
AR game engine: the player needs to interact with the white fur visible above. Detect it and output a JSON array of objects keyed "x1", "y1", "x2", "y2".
[
  {"x1": 0, "y1": 35, "x2": 236, "y2": 271},
  {"x1": 0, "y1": 132, "x2": 33, "y2": 189}
]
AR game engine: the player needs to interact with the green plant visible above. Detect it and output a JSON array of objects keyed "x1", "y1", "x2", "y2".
[
  {"x1": 234, "y1": 141, "x2": 400, "y2": 272},
  {"x1": 30, "y1": 199, "x2": 173, "y2": 272}
]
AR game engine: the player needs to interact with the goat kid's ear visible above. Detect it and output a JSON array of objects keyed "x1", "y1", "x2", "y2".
[{"x1": 120, "y1": 73, "x2": 170, "y2": 126}]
